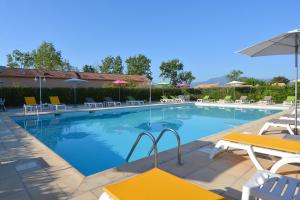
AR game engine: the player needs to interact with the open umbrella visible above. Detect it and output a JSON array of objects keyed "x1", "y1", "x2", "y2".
[
  {"x1": 239, "y1": 29, "x2": 300, "y2": 133},
  {"x1": 64, "y1": 78, "x2": 88, "y2": 106},
  {"x1": 113, "y1": 80, "x2": 128, "y2": 101},
  {"x1": 225, "y1": 81, "x2": 244, "y2": 100},
  {"x1": 177, "y1": 83, "x2": 190, "y2": 87},
  {"x1": 157, "y1": 82, "x2": 169, "y2": 96}
]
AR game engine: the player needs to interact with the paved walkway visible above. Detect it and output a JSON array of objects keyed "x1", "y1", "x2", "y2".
[{"x1": 0, "y1": 104, "x2": 297, "y2": 200}]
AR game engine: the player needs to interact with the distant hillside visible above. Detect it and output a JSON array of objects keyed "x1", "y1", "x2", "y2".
[{"x1": 192, "y1": 76, "x2": 229, "y2": 87}]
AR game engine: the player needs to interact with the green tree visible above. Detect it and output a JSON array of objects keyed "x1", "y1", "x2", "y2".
[
  {"x1": 126, "y1": 54, "x2": 152, "y2": 79},
  {"x1": 178, "y1": 71, "x2": 195, "y2": 84},
  {"x1": 32, "y1": 42, "x2": 63, "y2": 70},
  {"x1": 159, "y1": 59, "x2": 184, "y2": 86},
  {"x1": 226, "y1": 70, "x2": 243, "y2": 81},
  {"x1": 240, "y1": 77, "x2": 265, "y2": 86},
  {"x1": 6, "y1": 50, "x2": 33, "y2": 68},
  {"x1": 99, "y1": 56, "x2": 114, "y2": 73},
  {"x1": 111, "y1": 56, "x2": 123, "y2": 74},
  {"x1": 82, "y1": 65, "x2": 97, "y2": 72},
  {"x1": 270, "y1": 76, "x2": 289, "y2": 84}
]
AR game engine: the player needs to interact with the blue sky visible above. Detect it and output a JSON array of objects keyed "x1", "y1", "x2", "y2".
[{"x1": 0, "y1": 0, "x2": 300, "y2": 82}]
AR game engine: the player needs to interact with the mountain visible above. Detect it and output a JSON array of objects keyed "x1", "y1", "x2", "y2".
[{"x1": 191, "y1": 76, "x2": 229, "y2": 87}]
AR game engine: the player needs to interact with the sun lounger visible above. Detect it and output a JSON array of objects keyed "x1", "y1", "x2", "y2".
[
  {"x1": 217, "y1": 95, "x2": 232, "y2": 103},
  {"x1": 210, "y1": 133, "x2": 300, "y2": 172},
  {"x1": 242, "y1": 170, "x2": 300, "y2": 200},
  {"x1": 259, "y1": 119, "x2": 298, "y2": 135},
  {"x1": 235, "y1": 96, "x2": 249, "y2": 104},
  {"x1": 84, "y1": 97, "x2": 103, "y2": 108},
  {"x1": 126, "y1": 96, "x2": 144, "y2": 105},
  {"x1": 258, "y1": 96, "x2": 273, "y2": 105},
  {"x1": 24, "y1": 97, "x2": 40, "y2": 114},
  {"x1": 49, "y1": 96, "x2": 67, "y2": 110},
  {"x1": 170, "y1": 95, "x2": 184, "y2": 103},
  {"x1": 99, "y1": 168, "x2": 225, "y2": 200},
  {"x1": 160, "y1": 95, "x2": 173, "y2": 103},
  {"x1": 283, "y1": 96, "x2": 295, "y2": 105},
  {"x1": 103, "y1": 97, "x2": 121, "y2": 107},
  {"x1": 197, "y1": 95, "x2": 215, "y2": 103}
]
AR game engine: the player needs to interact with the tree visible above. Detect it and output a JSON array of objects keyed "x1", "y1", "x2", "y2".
[
  {"x1": 270, "y1": 76, "x2": 289, "y2": 84},
  {"x1": 226, "y1": 70, "x2": 243, "y2": 81},
  {"x1": 178, "y1": 71, "x2": 195, "y2": 84},
  {"x1": 240, "y1": 77, "x2": 265, "y2": 86},
  {"x1": 32, "y1": 42, "x2": 64, "y2": 71},
  {"x1": 159, "y1": 59, "x2": 183, "y2": 86},
  {"x1": 126, "y1": 54, "x2": 152, "y2": 79},
  {"x1": 6, "y1": 50, "x2": 33, "y2": 68},
  {"x1": 111, "y1": 56, "x2": 123, "y2": 74},
  {"x1": 99, "y1": 56, "x2": 124, "y2": 74},
  {"x1": 58, "y1": 59, "x2": 74, "y2": 71},
  {"x1": 82, "y1": 65, "x2": 97, "y2": 73}
]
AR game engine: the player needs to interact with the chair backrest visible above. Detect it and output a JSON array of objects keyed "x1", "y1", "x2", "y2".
[
  {"x1": 177, "y1": 95, "x2": 184, "y2": 100},
  {"x1": 161, "y1": 95, "x2": 168, "y2": 99},
  {"x1": 240, "y1": 96, "x2": 247, "y2": 100},
  {"x1": 85, "y1": 97, "x2": 95, "y2": 103},
  {"x1": 264, "y1": 96, "x2": 272, "y2": 101},
  {"x1": 224, "y1": 96, "x2": 231, "y2": 100},
  {"x1": 104, "y1": 97, "x2": 113, "y2": 102},
  {"x1": 24, "y1": 97, "x2": 37, "y2": 106},
  {"x1": 203, "y1": 95, "x2": 209, "y2": 100},
  {"x1": 170, "y1": 96, "x2": 177, "y2": 99},
  {"x1": 286, "y1": 96, "x2": 295, "y2": 102},
  {"x1": 127, "y1": 96, "x2": 135, "y2": 101},
  {"x1": 49, "y1": 96, "x2": 61, "y2": 105}
]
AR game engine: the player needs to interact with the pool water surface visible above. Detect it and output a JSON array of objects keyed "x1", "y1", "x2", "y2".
[{"x1": 13, "y1": 104, "x2": 280, "y2": 175}]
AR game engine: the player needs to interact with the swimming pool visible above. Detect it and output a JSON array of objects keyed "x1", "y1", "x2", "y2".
[{"x1": 13, "y1": 104, "x2": 280, "y2": 176}]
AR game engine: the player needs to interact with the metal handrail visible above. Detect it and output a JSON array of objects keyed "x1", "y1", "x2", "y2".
[
  {"x1": 148, "y1": 128, "x2": 183, "y2": 165},
  {"x1": 126, "y1": 132, "x2": 158, "y2": 168}
]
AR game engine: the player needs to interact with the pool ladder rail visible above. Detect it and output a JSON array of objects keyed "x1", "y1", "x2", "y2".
[{"x1": 125, "y1": 128, "x2": 183, "y2": 168}]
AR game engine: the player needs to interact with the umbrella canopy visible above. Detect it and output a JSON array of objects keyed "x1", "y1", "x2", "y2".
[
  {"x1": 157, "y1": 82, "x2": 169, "y2": 86},
  {"x1": 177, "y1": 83, "x2": 190, "y2": 87},
  {"x1": 225, "y1": 81, "x2": 244, "y2": 86},
  {"x1": 239, "y1": 29, "x2": 300, "y2": 133},
  {"x1": 64, "y1": 78, "x2": 88, "y2": 84},
  {"x1": 113, "y1": 80, "x2": 128, "y2": 85}
]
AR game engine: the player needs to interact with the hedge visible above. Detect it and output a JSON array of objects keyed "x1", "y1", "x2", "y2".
[
  {"x1": 0, "y1": 86, "x2": 298, "y2": 107},
  {"x1": 0, "y1": 87, "x2": 201, "y2": 107}
]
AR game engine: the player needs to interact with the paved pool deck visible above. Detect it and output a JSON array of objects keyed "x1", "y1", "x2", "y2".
[{"x1": 0, "y1": 103, "x2": 297, "y2": 200}]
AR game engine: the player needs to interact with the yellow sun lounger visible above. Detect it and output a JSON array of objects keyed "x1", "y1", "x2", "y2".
[
  {"x1": 210, "y1": 133, "x2": 300, "y2": 173},
  {"x1": 99, "y1": 168, "x2": 225, "y2": 200},
  {"x1": 49, "y1": 96, "x2": 66, "y2": 110},
  {"x1": 24, "y1": 97, "x2": 40, "y2": 114}
]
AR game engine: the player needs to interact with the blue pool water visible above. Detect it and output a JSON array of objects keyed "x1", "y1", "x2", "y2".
[{"x1": 13, "y1": 104, "x2": 280, "y2": 176}]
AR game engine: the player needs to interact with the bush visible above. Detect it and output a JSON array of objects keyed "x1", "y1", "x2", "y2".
[
  {"x1": 0, "y1": 87, "x2": 202, "y2": 107},
  {"x1": 0, "y1": 85, "x2": 297, "y2": 107}
]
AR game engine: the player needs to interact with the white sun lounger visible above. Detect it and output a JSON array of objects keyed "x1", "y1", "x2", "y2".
[
  {"x1": 242, "y1": 169, "x2": 300, "y2": 200},
  {"x1": 210, "y1": 133, "x2": 300, "y2": 172},
  {"x1": 259, "y1": 119, "x2": 298, "y2": 135}
]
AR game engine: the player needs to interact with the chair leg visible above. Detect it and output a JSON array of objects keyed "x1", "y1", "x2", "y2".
[
  {"x1": 258, "y1": 123, "x2": 271, "y2": 135},
  {"x1": 241, "y1": 185, "x2": 251, "y2": 200}
]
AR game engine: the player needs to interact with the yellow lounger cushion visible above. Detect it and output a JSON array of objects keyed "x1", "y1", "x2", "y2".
[
  {"x1": 50, "y1": 96, "x2": 61, "y2": 105},
  {"x1": 103, "y1": 168, "x2": 224, "y2": 200},
  {"x1": 223, "y1": 133, "x2": 300, "y2": 153},
  {"x1": 24, "y1": 97, "x2": 37, "y2": 106}
]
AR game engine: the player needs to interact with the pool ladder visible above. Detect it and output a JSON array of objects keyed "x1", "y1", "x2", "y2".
[{"x1": 125, "y1": 128, "x2": 183, "y2": 167}]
